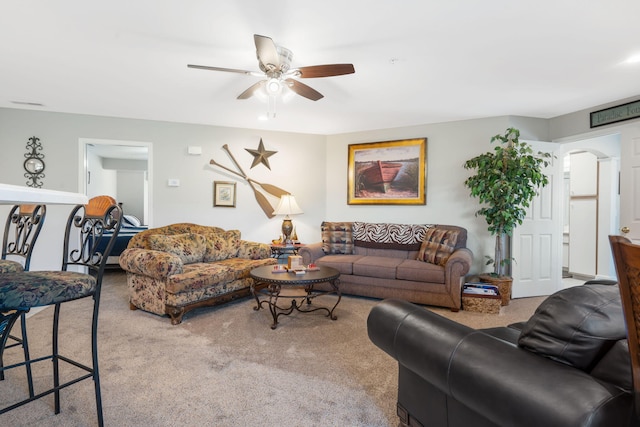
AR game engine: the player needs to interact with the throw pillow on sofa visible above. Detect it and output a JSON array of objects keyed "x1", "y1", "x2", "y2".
[
  {"x1": 147, "y1": 233, "x2": 207, "y2": 264},
  {"x1": 353, "y1": 222, "x2": 431, "y2": 250},
  {"x1": 321, "y1": 221, "x2": 354, "y2": 254},
  {"x1": 417, "y1": 227, "x2": 459, "y2": 266},
  {"x1": 203, "y1": 229, "x2": 241, "y2": 262}
]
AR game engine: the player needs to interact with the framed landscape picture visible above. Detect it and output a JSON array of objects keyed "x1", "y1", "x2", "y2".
[
  {"x1": 347, "y1": 138, "x2": 427, "y2": 205},
  {"x1": 213, "y1": 181, "x2": 236, "y2": 207}
]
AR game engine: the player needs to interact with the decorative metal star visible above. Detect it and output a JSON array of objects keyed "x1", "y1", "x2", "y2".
[{"x1": 245, "y1": 138, "x2": 277, "y2": 170}]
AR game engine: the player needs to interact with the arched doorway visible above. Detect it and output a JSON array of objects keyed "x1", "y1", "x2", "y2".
[{"x1": 560, "y1": 135, "x2": 620, "y2": 282}]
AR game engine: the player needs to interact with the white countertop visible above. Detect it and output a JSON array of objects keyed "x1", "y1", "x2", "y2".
[{"x1": 0, "y1": 183, "x2": 88, "y2": 205}]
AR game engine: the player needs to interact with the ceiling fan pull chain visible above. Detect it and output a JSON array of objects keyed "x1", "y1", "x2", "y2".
[{"x1": 268, "y1": 95, "x2": 277, "y2": 119}]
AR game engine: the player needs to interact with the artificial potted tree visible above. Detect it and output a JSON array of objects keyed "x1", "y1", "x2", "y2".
[{"x1": 463, "y1": 127, "x2": 551, "y2": 305}]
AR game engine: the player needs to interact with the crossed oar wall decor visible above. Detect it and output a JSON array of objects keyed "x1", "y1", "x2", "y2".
[{"x1": 210, "y1": 144, "x2": 290, "y2": 218}]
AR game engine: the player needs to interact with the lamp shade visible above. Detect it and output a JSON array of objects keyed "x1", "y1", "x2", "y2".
[{"x1": 273, "y1": 194, "x2": 303, "y2": 217}]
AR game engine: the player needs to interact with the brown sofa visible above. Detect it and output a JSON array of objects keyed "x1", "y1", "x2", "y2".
[
  {"x1": 119, "y1": 223, "x2": 276, "y2": 324},
  {"x1": 298, "y1": 222, "x2": 472, "y2": 311}
]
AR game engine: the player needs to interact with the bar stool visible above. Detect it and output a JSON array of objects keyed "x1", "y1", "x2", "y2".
[
  {"x1": 609, "y1": 235, "x2": 640, "y2": 418},
  {"x1": 0, "y1": 204, "x2": 46, "y2": 397},
  {"x1": 0, "y1": 196, "x2": 121, "y2": 427}
]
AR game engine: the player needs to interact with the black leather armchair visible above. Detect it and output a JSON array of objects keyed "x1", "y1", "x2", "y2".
[{"x1": 367, "y1": 282, "x2": 638, "y2": 427}]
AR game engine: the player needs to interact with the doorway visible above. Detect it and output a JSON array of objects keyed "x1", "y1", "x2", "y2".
[
  {"x1": 78, "y1": 138, "x2": 152, "y2": 226},
  {"x1": 560, "y1": 135, "x2": 620, "y2": 281},
  {"x1": 512, "y1": 134, "x2": 620, "y2": 298}
]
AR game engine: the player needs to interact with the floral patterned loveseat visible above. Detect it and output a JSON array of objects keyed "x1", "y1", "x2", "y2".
[{"x1": 119, "y1": 223, "x2": 276, "y2": 324}]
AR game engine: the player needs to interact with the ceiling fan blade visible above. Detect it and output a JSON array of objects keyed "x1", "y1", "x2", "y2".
[
  {"x1": 237, "y1": 80, "x2": 266, "y2": 99},
  {"x1": 254, "y1": 34, "x2": 280, "y2": 72},
  {"x1": 286, "y1": 79, "x2": 324, "y2": 101},
  {"x1": 187, "y1": 64, "x2": 261, "y2": 76},
  {"x1": 296, "y1": 64, "x2": 355, "y2": 78}
]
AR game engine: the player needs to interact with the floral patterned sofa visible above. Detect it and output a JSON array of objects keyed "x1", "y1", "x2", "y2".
[{"x1": 119, "y1": 223, "x2": 276, "y2": 324}]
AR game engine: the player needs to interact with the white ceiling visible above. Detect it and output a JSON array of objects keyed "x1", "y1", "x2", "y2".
[{"x1": 2, "y1": 1, "x2": 640, "y2": 135}]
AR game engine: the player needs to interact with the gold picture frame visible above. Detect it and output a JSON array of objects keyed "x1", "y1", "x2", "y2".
[
  {"x1": 213, "y1": 181, "x2": 236, "y2": 207},
  {"x1": 347, "y1": 138, "x2": 427, "y2": 205}
]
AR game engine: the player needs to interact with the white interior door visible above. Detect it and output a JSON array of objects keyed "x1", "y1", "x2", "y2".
[
  {"x1": 512, "y1": 141, "x2": 563, "y2": 298},
  {"x1": 619, "y1": 125, "x2": 640, "y2": 243}
]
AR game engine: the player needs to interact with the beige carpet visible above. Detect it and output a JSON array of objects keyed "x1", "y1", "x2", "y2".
[{"x1": 0, "y1": 271, "x2": 544, "y2": 427}]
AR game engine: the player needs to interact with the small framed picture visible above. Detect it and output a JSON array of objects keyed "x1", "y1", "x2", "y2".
[{"x1": 213, "y1": 181, "x2": 236, "y2": 207}]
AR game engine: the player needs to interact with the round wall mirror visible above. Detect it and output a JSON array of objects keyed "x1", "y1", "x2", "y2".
[{"x1": 24, "y1": 158, "x2": 45, "y2": 174}]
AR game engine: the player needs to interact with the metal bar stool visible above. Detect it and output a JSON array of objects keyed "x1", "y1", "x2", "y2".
[
  {"x1": 0, "y1": 196, "x2": 121, "y2": 427},
  {"x1": 0, "y1": 204, "x2": 46, "y2": 398}
]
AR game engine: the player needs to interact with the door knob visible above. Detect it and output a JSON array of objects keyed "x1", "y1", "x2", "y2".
[{"x1": 621, "y1": 226, "x2": 630, "y2": 234}]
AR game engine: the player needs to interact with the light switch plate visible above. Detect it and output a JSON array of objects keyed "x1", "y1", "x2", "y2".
[{"x1": 188, "y1": 146, "x2": 202, "y2": 155}]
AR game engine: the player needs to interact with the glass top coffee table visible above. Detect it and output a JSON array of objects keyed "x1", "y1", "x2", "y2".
[{"x1": 250, "y1": 265, "x2": 341, "y2": 329}]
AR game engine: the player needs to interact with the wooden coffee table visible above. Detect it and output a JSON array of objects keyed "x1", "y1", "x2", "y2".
[{"x1": 250, "y1": 265, "x2": 341, "y2": 329}]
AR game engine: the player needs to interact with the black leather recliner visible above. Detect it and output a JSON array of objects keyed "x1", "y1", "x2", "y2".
[{"x1": 367, "y1": 281, "x2": 639, "y2": 427}]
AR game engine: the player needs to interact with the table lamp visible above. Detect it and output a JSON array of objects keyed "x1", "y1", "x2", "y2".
[{"x1": 273, "y1": 194, "x2": 303, "y2": 244}]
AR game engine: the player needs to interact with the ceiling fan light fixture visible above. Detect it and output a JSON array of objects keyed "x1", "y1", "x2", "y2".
[{"x1": 266, "y1": 78, "x2": 282, "y2": 94}]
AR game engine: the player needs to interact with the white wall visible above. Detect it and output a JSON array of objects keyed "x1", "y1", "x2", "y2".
[
  {"x1": 87, "y1": 148, "x2": 117, "y2": 198},
  {"x1": 117, "y1": 170, "x2": 146, "y2": 221}
]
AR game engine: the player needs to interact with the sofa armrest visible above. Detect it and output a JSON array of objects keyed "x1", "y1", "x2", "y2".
[
  {"x1": 119, "y1": 248, "x2": 184, "y2": 280},
  {"x1": 299, "y1": 242, "x2": 325, "y2": 265},
  {"x1": 368, "y1": 299, "x2": 473, "y2": 392},
  {"x1": 444, "y1": 247, "x2": 472, "y2": 309},
  {"x1": 237, "y1": 241, "x2": 272, "y2": 260},
  {"x1": 368, "y1": 299, "x2": 635, "y2": 427}
]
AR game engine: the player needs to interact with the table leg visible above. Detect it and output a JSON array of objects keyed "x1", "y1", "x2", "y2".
[
  {"x1": 326, "y1": 278, "x2": 342, "y2": 320},
  {"x1": 267, "y1": 283, "x2": 284, "y2": 329},
  {"x1": 251, "y1": 278, "x2": 341, "y2": 329},
  {"x1": 250, "y1": 282, "x2": 261, "y2": 311}
]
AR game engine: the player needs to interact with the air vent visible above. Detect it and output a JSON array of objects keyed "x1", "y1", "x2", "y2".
[{"x1": 11, "y1": 101, "x2": 45, "y2": 107}]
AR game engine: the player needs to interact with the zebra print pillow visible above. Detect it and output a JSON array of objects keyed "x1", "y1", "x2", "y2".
[{"x1": 352, "y1": 222, "x2": 432, "y2": 250}]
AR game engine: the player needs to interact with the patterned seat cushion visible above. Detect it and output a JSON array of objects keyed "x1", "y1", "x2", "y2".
[
  {"x1": 0, "y1": 271, "x2": 96, "y2": 309},
  {"x1": 0, "y1": 260, "x2": 25, "y2": 273}
]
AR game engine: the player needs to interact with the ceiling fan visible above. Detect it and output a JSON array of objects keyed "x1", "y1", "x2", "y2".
[{"x1": 188, "y1": 34, "x2": 355, "y2": 102}]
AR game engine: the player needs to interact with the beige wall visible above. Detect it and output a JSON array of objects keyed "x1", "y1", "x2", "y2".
[
  {"x1": 0, "y1": 108, "x2": 326, "y2": 269},
  {"x1": 0, "y1": 96, "x2": 637, "y2": 273}
]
